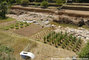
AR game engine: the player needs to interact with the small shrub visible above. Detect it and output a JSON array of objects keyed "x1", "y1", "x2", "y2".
[
  {"x1": 26, "y1": 23, "x2": 29, "y2": 26},
  {"x1": 21, "y1": 0, "x2": 29, "y2": 6},
  {"x1": 15, "y1": 24, "x2": 19, "y2": 27},
  {"x1": 24, "y1": 22, "x2": 27, "y2": 24},
  {"x1": 10, "y1": 24, "x2": 14, "y2": 29},
  {"x1": 20, "y1": 22, "x2": 24, "y2": 25},
  {"x1": 35, "y1": 3, "x2": 39, "y2": 7},
  {"x1": 15, "y1": 27, "x2": 19, "y2": 29},
  {"x1": 41, "y1": 1, "x2": 48, "y2": 8},
  {"x1": 20, "y1": 25, "x2": 23, "y2": 28}
]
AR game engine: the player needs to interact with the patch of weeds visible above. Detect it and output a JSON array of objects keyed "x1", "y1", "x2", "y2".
[
  {"x1": 20, "y1": 22, "x2": 24, "y2": 25},
  {"x1": 24, "y1": 22, "x2": 28, "y2": 24},
  {"x1": 10, "y1": 24, "x2": 14, "y2": 29},
  {"x1": 0, "y1": 45, "x2": 16, "y2": 60},
  {"x1": 20, "y1": 25, "x2": 23, "y2": 28},
  {"x1": 4, "y1": 26, "x2": 9, "y2": 30},
  {"x1": 16, "y1": 22, "x2": 19, "y2": 25},
  {"x1": 15, "y1": 27, "x2": 19, "y2": 29},
  {"x1": 26, "y1": 23, "x2": 29, "y2": 26},
  {"x1": 15, "y1": 24, "x2": 19, "y2": 27},
  {"x1": 0, "y1": 17, "x2": 15, "y2": 23},
  {"x1": 82, "y1": 25, "x2": 89, "y2": 29},
  {"x1": 0, "y1": 45, "x2": 13, "y2": 53}
]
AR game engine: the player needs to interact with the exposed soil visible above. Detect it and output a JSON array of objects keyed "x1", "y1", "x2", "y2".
[{"x1": 13, "y1": 24, "x2": 43, "y2": 37}]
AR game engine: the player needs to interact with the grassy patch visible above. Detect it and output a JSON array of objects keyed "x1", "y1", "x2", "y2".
[
  {"x1": 50, "y1": 21, "x2": 78, "y2": 29},
  {"x1": 82, "y1": 25, "x2": 89, "y2": 30},
  {"x1": 0, "y1": 17, "x2": 15, "y2": 23},
  {"x1": 0, "y1": 30, "x2": 37, "y2": 56},
  {"x1": 0, "y1": 45, "x2": 16, "y2": 60}
]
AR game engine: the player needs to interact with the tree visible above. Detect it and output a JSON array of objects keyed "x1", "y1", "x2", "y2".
[
  {"x1": 0, "y1": 1, "x2": 8, "y2": 19},
  {"x1": 41, "y1": 0, "x2": 48, "y2": 8}
]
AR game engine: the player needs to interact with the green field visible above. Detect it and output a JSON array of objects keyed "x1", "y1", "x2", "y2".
[{"x1": 0, "y1": 17, "x2": 15, "y2": 23}]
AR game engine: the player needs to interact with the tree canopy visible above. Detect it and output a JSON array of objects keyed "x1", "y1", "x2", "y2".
[{"x1": 0, "y1": 0, "x2": 8, "y2": 19}]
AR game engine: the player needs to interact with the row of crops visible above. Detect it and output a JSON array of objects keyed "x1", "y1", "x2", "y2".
[
  {"x1": 44, "y1": 31, "x2": 82, "y2": 52},
  {"x1": 4, "y1": 21, "x2": 30, "y2": 30},
  {"x1": 31, "y1": 28, "x2": 53, "y2": 41}
]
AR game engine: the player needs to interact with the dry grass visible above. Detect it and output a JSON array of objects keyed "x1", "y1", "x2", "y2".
[
  {"x1": 0, "y1": 30, "x2": 36, "y2": 60},
  {"x1": 0, "y1": 17, "x2": 77, "y2": 60},
  {"x1": 0, "y1": 29, "x2": 77, "y2": 60},
  {"x1": 30, "y1": 39, "x2": 76, "y2": 60}
]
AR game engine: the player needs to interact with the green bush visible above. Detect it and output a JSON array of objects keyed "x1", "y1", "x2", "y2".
[
  {"x1": 0, "y1": 1, "x2": 8, "y2": 19},
  {"x1": 41, "y1": 1, "x2": 48, "y2": 8},
  {"x1": 20, "y1": 25, "x2": 23, "y2": 28},
  {"x1": 10, "y1": 24, "x2": 14, "y2": 29},
  {"x1": 26, "y1": 23, "x2": 29, "y2": 26},
  {"x1": 15, "y1": 27, "x2": 19, "y2": 29},
  {"x1": 15, "y1": 24, "x2": 19, "y2": 27},
  {"x1": 20, "y1": 22, "x2": 24, "y2": 25},
  {"x1": 24, "y1": 22, "x2": 27, "y2": 24},
  {"x1": 21, "y1": 0, "x2": 29, "y2": 6}
]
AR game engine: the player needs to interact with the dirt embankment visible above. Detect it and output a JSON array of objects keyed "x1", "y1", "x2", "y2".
[
  {"x1": 11, "y1": 6, "x2": 56, "y2": 14},
  {"x1": 11, "y1": 6, "x2": 89, "y2": 17},
  {"x1": 10, "y1": 6, "x2": 89, "y2": 27},
  {"x1": 54, "y1": 15, "x2": 89, "y2": 27}
]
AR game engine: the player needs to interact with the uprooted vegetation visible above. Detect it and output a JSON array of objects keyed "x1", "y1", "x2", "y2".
[{"x1": 44, "y1": 31, "x2": 83, "y2": 52}]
